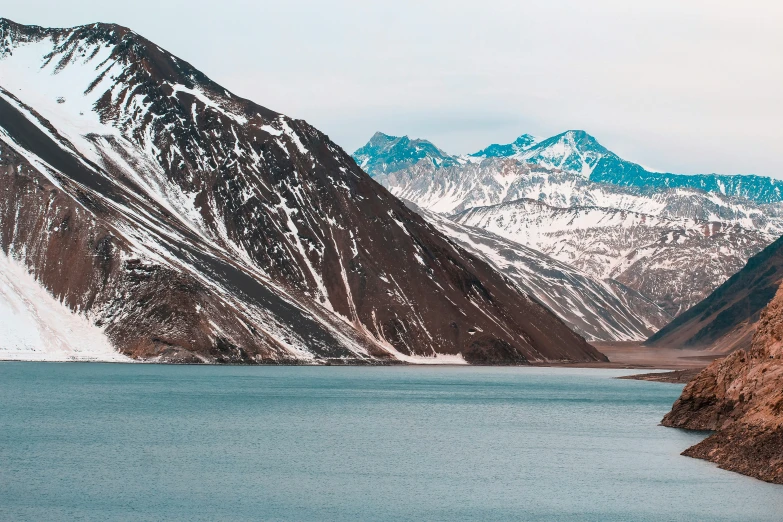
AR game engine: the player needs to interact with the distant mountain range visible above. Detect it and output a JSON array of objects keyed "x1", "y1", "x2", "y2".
[
  {"x1": 453, "y1": 199, "x2": 772, "y2": 317},
  {"x1": 355, "y1": 131, "x2": 782, "y2": 324},
  {"x1": 356, "y1": 130, "x2": 783, "y2": 204}
]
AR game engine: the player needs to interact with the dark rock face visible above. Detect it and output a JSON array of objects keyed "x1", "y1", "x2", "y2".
[
  {"x1": 662, "y1": 285, "x2": 783, "y2": 483},
  {"x1": 646, "y1": 236, "x2": 783, "y2": 351},
  {"x1": 0, "y1": 19, "x2": 604, "y2": 364}
]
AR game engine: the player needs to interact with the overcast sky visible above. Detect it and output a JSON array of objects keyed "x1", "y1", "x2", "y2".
[{"x1": 4, "y1": 1, "x2": 783, "y2": 176}]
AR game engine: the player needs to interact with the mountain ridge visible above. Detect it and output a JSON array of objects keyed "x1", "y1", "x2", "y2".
[
  {"x1": 354, "y1": 130, "x2": 783, "y2": 204},
  {"x1": 452, "y1": 197, "x2": 772, "y2": 317}
]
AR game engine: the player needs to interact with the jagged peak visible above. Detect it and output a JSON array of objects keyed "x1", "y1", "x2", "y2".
[
  {"x1": 541, "y1": 129, "x2": 607, "y2": 151},
  {"x1": 369, "y1": 131, "x2": 398, "y2": 141},
  {"x1": 353, "y1": 132, "x2": 457, "y2": 175},
  {"x1": 357, "y1": 132, "x2": 448, "y2": 156},
  {"x1": 513, "y1": 133, "x2": 538, "y2": 145}
]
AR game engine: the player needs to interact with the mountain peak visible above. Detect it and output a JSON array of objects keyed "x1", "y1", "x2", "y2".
[
  {"x1": 369, "y1": 131, "x2": 399, "y2": 141},
  {"x1": 513, "y1": 134, "x2": 538, "y2": 146},
  {"x1": 353, "y1": 132, "x2": 455, "y2": 176},
  {"x1": 556, "y1": 130, "x2": 606, "y2": 150},
  {"x1": 513, "y1": 130, "x2": 611, "y2": 176}
]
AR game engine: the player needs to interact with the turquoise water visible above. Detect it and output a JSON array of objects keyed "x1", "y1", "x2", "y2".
[{"x1": 1, "y1": 364, "x2": 782, "y2": 521}]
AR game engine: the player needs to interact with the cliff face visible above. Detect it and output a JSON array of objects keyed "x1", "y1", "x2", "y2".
[{"x1": 662, "y1": 285, "x2": 783, "y2": 483}]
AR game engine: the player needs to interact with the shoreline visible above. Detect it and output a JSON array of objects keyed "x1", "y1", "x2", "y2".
[
  {"x1": 532, "y1": 342, "x2": 726, "y2": 383},
  {"x1": 0, "y1": 342, "x2": 725, "y2": 381}
]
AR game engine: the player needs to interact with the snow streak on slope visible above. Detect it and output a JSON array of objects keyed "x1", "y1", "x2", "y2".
[
  {"x1": 0, "y1": 253, "x2": 129, "y2": 361},
  {"x1": 410, "y1": 204, "x2": 671, "y2": 341}
]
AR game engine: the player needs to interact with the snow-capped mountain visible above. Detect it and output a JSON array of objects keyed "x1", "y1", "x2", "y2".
[
  {"x1": 0, "y1": 19, "x2": 606, "y2": 364},
  {"x1": 372, "y1": 155, "x2": 783, "y2": 231},
  {"x1": 470, "y1": 134, "x2": 538, "y2": 158},
  {"x1": 356, "y1": 131, "x2": 783, "y2": 320},
  {"x1": 452, "y1": 199, "x2": 773, "y2": 317},
  {"x1": 409, "y1": 203, "x2": 671, "y2": 341},
  {"x1": 356, "y1": 130, "x2": 783, "y2": 204},
  {"x1": 513, "y1": 130, "x2": 610, "y2": 177},
  {"x1": 352, "y1": 131, "x2": 459, "y2": 176}
]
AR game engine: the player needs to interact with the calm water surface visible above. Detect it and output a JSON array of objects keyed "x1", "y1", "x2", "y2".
[{"x1": 1, "y1": 363, "x2": 782, "y2": 521}]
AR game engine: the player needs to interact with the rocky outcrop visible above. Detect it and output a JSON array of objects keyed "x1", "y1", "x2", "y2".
[{"x1": 662, "y1": 285, "x2": 783, "y2": 483}]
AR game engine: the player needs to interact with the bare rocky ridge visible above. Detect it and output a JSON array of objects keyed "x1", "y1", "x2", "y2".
[
  {"x1": 662, "y1": 285, "x2": 783, "y2": 484},
  {"x1": 647, "y1": 236, "x2": 783, "y2": 352},
  {"x1": 0, "y1": 19, "x2": 605, "y2": 364}
]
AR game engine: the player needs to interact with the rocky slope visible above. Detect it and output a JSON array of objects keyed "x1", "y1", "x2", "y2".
[
  {"x1": 662, "y1": 284, "x2": 783, "y2": 484},
  {"x1": 647, "y1": 236, "x2": 783, "y2": 352},
  {"x1": 0, "y1": 19, "x2": 605, "y2": 364},
  {"x1": 453, "y1": 199, "x2": 772, "y2": 317},
  {"x1": 408, "y1": 203, "x2": 671, "y2": 341}
]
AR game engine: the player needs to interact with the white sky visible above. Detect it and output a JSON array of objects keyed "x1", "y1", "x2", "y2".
[{"x1": 4, "y1": 0, "x2": 783, "y2": 176}]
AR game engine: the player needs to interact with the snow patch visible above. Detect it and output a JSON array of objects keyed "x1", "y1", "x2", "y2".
[{"x1": 0, "y1": 253, "x2": 129, "y2": 362}]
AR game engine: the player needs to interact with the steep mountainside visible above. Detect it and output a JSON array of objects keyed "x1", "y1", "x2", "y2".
[
  {"x1": 408, "y1": 203, "x2": 671, "y2": 341},
  {"x1": 0, "y1": 19, "x2": 605, "y2": 364},
  {"x1": 0, "y1": 250, "x2": 130, "y2": 361},
  {"x1": 453, "y1": 199, "x2": 773, "y2": 317},
  {"x1": 647, "y1": 236, "x2": 783, "y2": 351},
  {"x1": 662, "y1": 284, "x2": 783, "y2": 484}
]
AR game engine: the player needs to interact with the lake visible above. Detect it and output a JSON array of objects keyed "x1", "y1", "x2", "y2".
[{"x1": 1, "y1": 363, "x2": 781, "y2": 521}]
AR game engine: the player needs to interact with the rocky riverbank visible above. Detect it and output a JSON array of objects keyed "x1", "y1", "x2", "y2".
[{"x1": 661, "y1": 286, "x2": 783, "y2": 484}]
